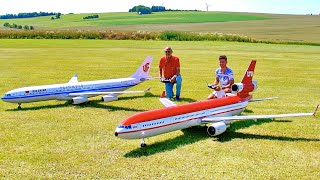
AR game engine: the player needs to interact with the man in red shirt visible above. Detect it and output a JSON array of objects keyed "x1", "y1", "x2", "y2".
[{"x1": 159, "y1": 47, "x2": 182, "y2": 100}]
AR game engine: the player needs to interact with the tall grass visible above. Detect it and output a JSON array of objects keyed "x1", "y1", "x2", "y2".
[
  {"x1": 0, "y1": 30, "x2": 158, "y2": 40},
  {"x1": 1, "y1": 30, "x2": 319, "y2": 46}
]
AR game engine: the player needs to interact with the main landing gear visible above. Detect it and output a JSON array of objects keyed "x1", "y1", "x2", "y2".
[
  {"x1": 141, "y1": 138, "x2": 147, "y2": 148},
  {"x1": 18, "y1": 103, "x2": 22, "y2": 109}
]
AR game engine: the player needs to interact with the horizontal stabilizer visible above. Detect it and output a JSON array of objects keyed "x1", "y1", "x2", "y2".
[
  {"x1": 159, "y1": 98, "x2": 177, "y2": 107},
  {"x1": 249, "y1": 97, "x2": 279, "y2": 102},
  {"x1": 68, "y1": 87, "x2": 151, "y2": 97}
]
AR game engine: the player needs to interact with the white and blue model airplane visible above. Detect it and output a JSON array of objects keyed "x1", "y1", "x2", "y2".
[{"x1": 1, "y1": 56, "x2": 153, "y2": 109}]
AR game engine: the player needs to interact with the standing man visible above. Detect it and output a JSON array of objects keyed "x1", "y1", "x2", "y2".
[
  {"x1": 159, "y1": 47, "x2": 182, "y2": 100},
  {"x1": 208, "y1": 55, "x2": 234, "y2": 99}
]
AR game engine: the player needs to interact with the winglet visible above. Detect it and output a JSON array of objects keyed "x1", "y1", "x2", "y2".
[
  {"x1": 159, "y1": 98, "x2": 177, "y2": 107},
  {"x1": 249, "y1": 97, "x2": 279, "y2": 102},
  {"x1": 313, "y1": 104, "x2": 319, "y2": 117},
  {"x1": 68, "y1": 74, "x2": 78, "y2": 83},
  {"x1": 144, "y1": 87, "x2": 151, "y2": 92}
]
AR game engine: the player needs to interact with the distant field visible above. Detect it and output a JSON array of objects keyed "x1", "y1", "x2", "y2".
[
  {"x1": 0, "y1": 39, "x2": 319, "y2": 179},
  {"x1": 0, "y1": 11, "x2": 268, "y2": 28},
  {"x1": 105, "y1": 13, "x2": 320, "y2": 43},
  {"x1": 1, "y1": 11, "x2": 320, "y2": 42}
]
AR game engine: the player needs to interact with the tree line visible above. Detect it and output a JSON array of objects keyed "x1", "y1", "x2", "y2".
[
  {"x1": 129, "y1": 5, "x2": 166, "y2": 14},
  {"x1": 3, "y1": 22, "x2": 34, "y2": 30},
  {"x1": 83, "y1": 14, "x2": 99, "y2": 19},
  {"x1": 0, "y1": 12, "x2": 59, "y2": 19},
  {"x1": 128, "y1": 5, "x2": 199, "y2": 14}
]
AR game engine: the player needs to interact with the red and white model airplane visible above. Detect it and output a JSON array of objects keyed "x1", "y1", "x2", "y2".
[{"x1": 115, "y1": 60, "x2": 318, "y2": 147}]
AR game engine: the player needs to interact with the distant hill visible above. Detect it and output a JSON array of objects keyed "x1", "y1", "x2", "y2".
[
  {"x1": 0, "y1": 11, "x2": 319, "y2": 42},
  {"x1": 0, "y1": 11, "x2": 269, "y2": 28}
]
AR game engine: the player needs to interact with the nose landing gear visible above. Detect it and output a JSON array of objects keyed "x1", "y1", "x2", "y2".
[{"x1": 140, "y1": 138, "x2": 147, "y2": 148}]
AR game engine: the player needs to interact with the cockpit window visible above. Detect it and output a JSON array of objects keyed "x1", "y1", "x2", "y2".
[{"x1": 5, "y1": 94, "x2": 11, "y2": 97}]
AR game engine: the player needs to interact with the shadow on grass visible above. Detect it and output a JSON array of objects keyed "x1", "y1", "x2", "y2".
[
  {"x1": 124, "y1": 126, "x2": 208, "y2": 158},
  {"x1": 6, "y1": 101, "x2": 73, "y2": 111},
  {"x1": 118, "y1": 92, "x2": 159, "y2": 101},
  {"x1": 216, "y1": 119, "x2": 320, "y2": 142},
  {"x1": 6, "y1": 92, "x2": 158, "y2": 112},
  {"x1": 124, "y1": 118, "x2": 319, "y2": 157},
  {"x1": 178, "y1": 97, "x2": 197, "y2": 103},
  {"x1": 243, "y1": 109, "x2": 254, "y2": 113}
]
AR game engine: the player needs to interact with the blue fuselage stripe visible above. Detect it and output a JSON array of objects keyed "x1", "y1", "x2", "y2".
[{"x1": 2, "y1": 84, "x2": 135, "y2": 100}]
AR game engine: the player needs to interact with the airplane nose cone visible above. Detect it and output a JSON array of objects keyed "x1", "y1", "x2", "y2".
[{"x1": 115, "y1": 132, "x2": 118, "y2": 136}]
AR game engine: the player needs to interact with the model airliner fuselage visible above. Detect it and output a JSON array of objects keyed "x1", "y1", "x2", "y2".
[
  {"x1": 2, "y1": 56, "x2": 153, "y2": 108},
  {"x1": 115, "y1": 96, "x2": 249, "y2": 139},
  {"x1": 3, "y1": 77, "x2": 142, "y2": 103}
]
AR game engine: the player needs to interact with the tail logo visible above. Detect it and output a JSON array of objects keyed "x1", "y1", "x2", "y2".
[
  {"x1": 143, "y1": 63, "x2": 150, "y2": 72},
  {"x1": 247, "y1": 71, "x2": 254, "y2": 77}
]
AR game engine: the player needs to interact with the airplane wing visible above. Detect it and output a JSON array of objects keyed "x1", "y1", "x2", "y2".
[
  {"x1": 249, "y1": 97, "x2": 278, "y2": 102},
  {"x1": 68, "y1": 87, "x2": 151, "y2": 97},
  {"x1": 159, "y1": 98, "x2": 177, "y2": 107},
  {"x1": 201, "y1": 105, "x2": 318, "y2": 123}
]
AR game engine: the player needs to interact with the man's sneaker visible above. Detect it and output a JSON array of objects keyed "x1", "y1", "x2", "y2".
[
  {"x1": 160, "y1": 90, "x2": 166, "y2": 98},
  {"x1": 175, "y1": 96, "x2": 180, "y2": 101}
]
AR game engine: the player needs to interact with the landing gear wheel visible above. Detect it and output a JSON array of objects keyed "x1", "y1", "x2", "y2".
[
  {"x1": 18, "y1": 103, "x2": 22, "y2": 109},
  {"x1": 141, "y1": 143, "x2": 147, "y2": 148}
]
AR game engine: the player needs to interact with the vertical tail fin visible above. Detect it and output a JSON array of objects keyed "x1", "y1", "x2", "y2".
[
  {"x1": 130, "y1": 56, "x2": 153, "y2": 78},
  {"x1": 241, "y1": 60, "x2": 256, "y2": 83},
  {"x1": 231, "y1": 60, "x2": 257, "y2": 98}
]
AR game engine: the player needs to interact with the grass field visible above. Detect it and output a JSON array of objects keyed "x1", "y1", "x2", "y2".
[{"x1": 0, "y1": 39, "x2": 319, "y2": 179}]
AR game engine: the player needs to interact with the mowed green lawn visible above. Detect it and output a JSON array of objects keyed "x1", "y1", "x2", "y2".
[{"x1": 0, "y1": 39, "x2": 319, "y2": 179}]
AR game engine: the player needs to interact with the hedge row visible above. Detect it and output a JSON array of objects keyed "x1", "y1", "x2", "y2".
[{"x1": 0, "y1": 30, "x2": 319, "y2": 46}]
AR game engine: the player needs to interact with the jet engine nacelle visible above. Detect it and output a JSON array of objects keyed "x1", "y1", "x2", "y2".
[
  {"x1": 101, "y1": 95, "x2": 118, "y2": 102},
  {"x1": 231, "y1": 80, "x2": 258, "y2": 94},
  {"x1": 207, "y1": 122, "x2": 227, "y2": 136},
  {"x1": 72, "y1": 96, "x2": 88, "y2": 104}
]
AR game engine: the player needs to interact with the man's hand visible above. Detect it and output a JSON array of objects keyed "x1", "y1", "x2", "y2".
[
  {"x1": 208, "y1": 84, "x2": 220, "y2": 91},
  {"x1": 214, "y1": 86, "x2": 221, "y2": 91},
  {"x1": 170, "y1": 75, "x2": 176, "y2": 83}
]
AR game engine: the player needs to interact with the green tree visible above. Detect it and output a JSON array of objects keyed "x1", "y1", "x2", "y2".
[
  {"x1": 55, "y1": 12, "x2": 61, "y2": 19},
  {"x1": 17, "y1": 25, "x2": 22, "y2": 29},
  {"x1": 23, "y1": 25, "x2": 29, "y2": 30},
  {"x1": 129, "y1": 5, "x2": 152, "y2": 14},
  {"x1": 3, "y1": 22, "x2": 10, "y2": 27},
  {"x1": 12, "y1": 23, "x2": 17, "y2": 28},
  {"x1": 30, "y1": 26, "x2": 34, "y2": 30}
]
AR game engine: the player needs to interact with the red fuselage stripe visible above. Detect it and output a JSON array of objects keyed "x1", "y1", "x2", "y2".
[{"x1": 121, "y1": 96, "x2": 249, "y2": 125}]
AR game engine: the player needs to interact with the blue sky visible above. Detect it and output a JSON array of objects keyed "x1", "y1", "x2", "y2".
[{"x1": 0, "y1": 0, "x2": 319, "y2": 15}]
